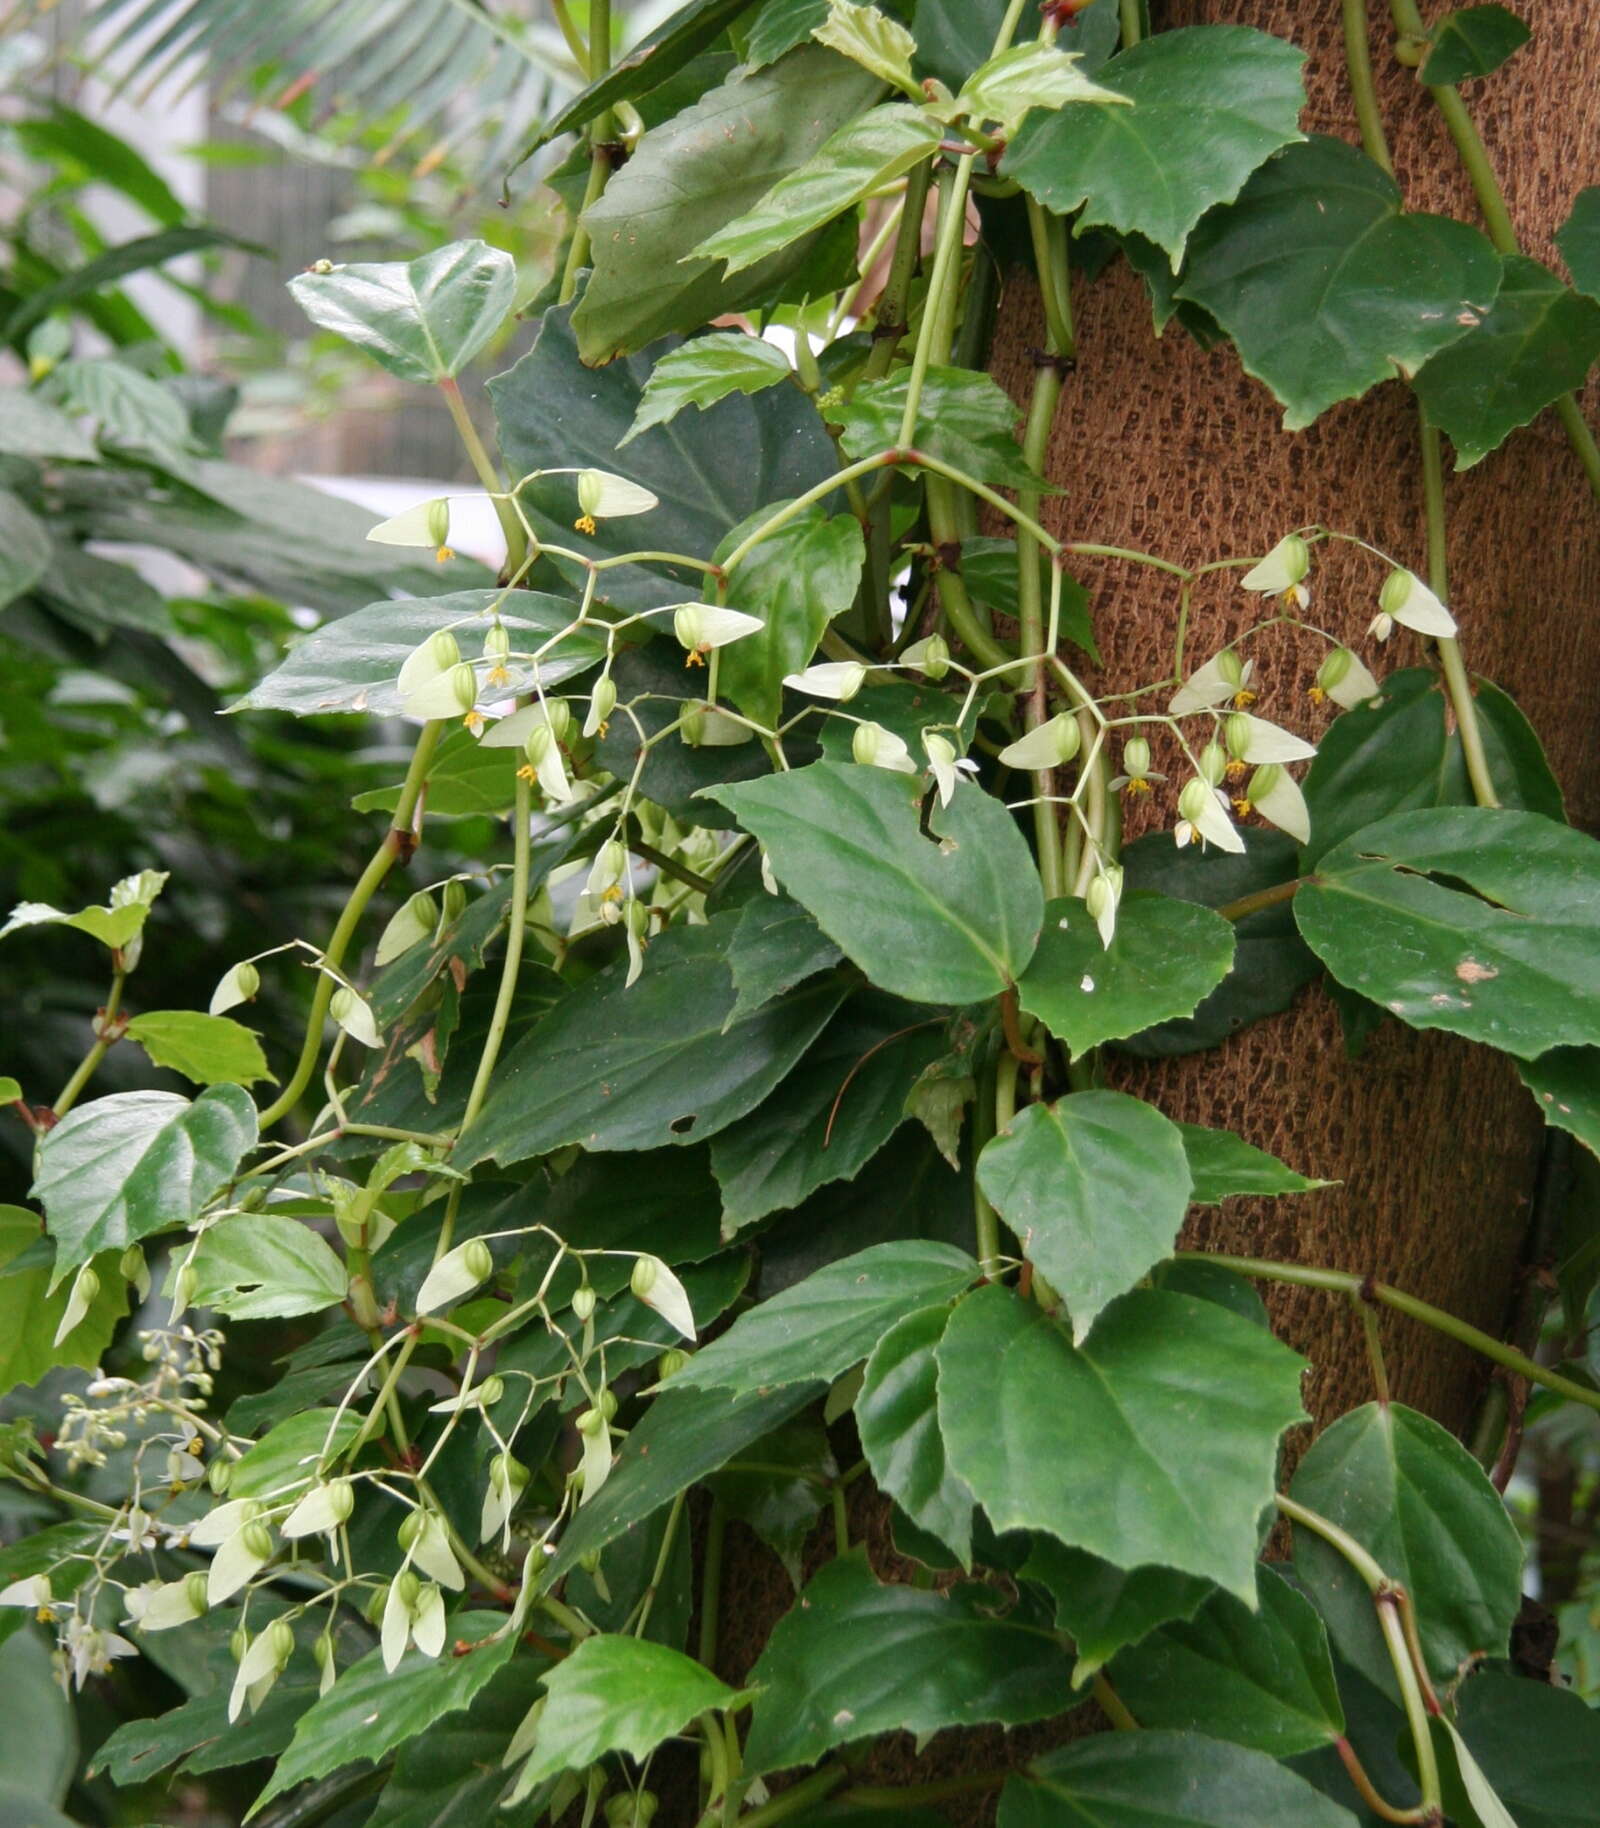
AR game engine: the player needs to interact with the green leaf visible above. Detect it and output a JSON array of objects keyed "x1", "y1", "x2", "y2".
[
  {"x1": 976, "y1": 1093, "x2": 1192, "y2": 1342},
  {"x1": 1449, "y1": 1668, "x2": 1600, "y2": 1828},
  {"x1": 715, "y1": 507, "x2": 865, "y2": 725},
  {"x1": 742, "y1": 1551, "x2": 1079, "y2": 1775},
  {"x1": 1301, "y1": 667, "x2": 1564, "y2": 869},
  {"x1": 456, "y1": 917, "x2": 845, "y2": 1168},
  {"x1": 813, "y1": 0, "x2": 917, "y2": 92},
  {"x1": 1001, "y1": 1731, "x2": 1360, "y2": 1828},
  {"x1": 1178, "y1": 1125, "x2": 1333, "y2": 1203},
  {"x1": 1414, "y1": 255, "x2": 1600, "y2": 467},
  {"x1": 31, "y1": 1086, "x2": 257, "y2": 1282},
  {"x1": 1518, "y1": 1046, "x2": 1600, "y2": 1155},
  {"x1": 1420, "y1": 5, "x2": 1531, "y2": 84},
  {"x1": 854, "y1": 1305, "x2": 976, "y2": 1566},
  {"x1": 1433, "y1": 1717, "x2": 1518, "y2": 1828},
  {"x1": 0, "y1": 393, "x2": 98, "y2": 463},
  {"x1": 124, "y1": 1010, "x2": 271, "y2": 1088},
  {"x1": 548, "y1": 1382, "x2": 820, "y2": 1578},
  {"x1": 228, "y1": 1408, "x2": 364, "y2": 1500},
  {"x1": 620, "y1": 333, "x2": 795, "y2": 445},
  {"x1": 186, "y1": 1215, "x2": 347, "y2": 1321},
  {"x1": 2, "y1": 867, "x2": 169, "y2": 952},
  {"x1": 707, "y1": 1418, "x2": 837, "y2": 1584},
  {"x1": 1557, "y1": 186, "x2": 1600, "y2": 303},
  {"x1": 1017, "y1": 892, "x2": 1235, "y2": 1057},
  {"x1": 517, "y1": 1635, "x2": 739, "y2": 1785},
  {"x1": 0, "y1": 1080, "x2": 20, "y2": 1106},
  {"x1": 695, "y1": 105, "x2": 939, "y2": 278},
  {"x1": 366, "y1": 1659, "x2": 546, "y2": 1828},
  {"x1": 1020, "y1": 1539, "x2": 1211, "y2": 1685},
  {"x1": 1177, "y1": 136, "x2": 1501, "y2": 430},
  {"x1": 92, "y1": 1680, "x2": 317, "y2": 1788},
  {"x1": 0, "y1": 1629, "x2": 75, "y2": 1805},
  {"x1": 724, "y1": 894, "x2": 844, "y2": 1024},
  {"x1": 0, "y1": 492, "x2": 50, "y2": 612},
  {"x1": 5, "y1": 226, "x2": 257, "y2": 346},
  {"x1": 937, "y1": 1285, "x2": 1306, "y2": 1601},
  {"x1": 1004, "y1": 26, "x2": 1307, "y2": 264},
  {"x1": 49, "y1": 359, "x2": 194, "y2": 464},
  {"x1": 746, "y1": 0, "x2": 831, "y2": 67},
  {"x1": 1287, "y1": 1401, "x2": 1524, "y2": 1696},
  {"x1": 706, "y1": 761, "x2": 1045, "y2": 1004},
  {"x1": 960, "y1": 536, "x2": 1099, "y2": 660},
  {"x1": 672, "y1": 1240, "x2": 977, "y2": 1397},
  {"x1": 570, "y1": 47, "x2": 883, "y2": 361},
  {"x1": 710, "y1": 992, "x2": 944, "y2": 1232},
  {"x1": 352, "y1": 724, "x2": 520, "y2": 818},
  {"x1": 835, "y1": 366, "x2": 1041, "y2": 490},
  {"x1": 1294, "y1": 807, "x2": 1600, "y2": 1057},
  {"x1": 251, "y1": 1615, "x2": 518, "y2": 1812},
  {"x1": 1111, "y1": 1566, "x2": 1344, "y2": 1755},
  {"x1": 230, "y1": 590, "x2": 605, "y2": 718},
  {"x1": 958, "y1": 41, "x2": 1129, "y2": 135},
  {"x1": 0, "y1": 1208, "x2": 127, "y2": 1389},
  {"x1": 287, "y1": 241, "x2": 514, "y2": 383}
]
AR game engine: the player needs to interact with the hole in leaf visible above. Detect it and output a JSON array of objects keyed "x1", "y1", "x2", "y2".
[{"x1": 670, "y1": 1114, "x2": 696, "y2": 1135}]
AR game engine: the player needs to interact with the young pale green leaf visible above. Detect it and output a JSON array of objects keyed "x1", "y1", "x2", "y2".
[
  {"x1": 1001, "y1": 1731, "x2": 1359, "y2": 1828},
  {"x1": 0, "y1": 1079, "x2": 20, "y2": 1105},
  {"x1": 1020, "y1": 1538, "x2": 1213, "y2": 1685},
  {"x1": 1557, "y1": 186, "x2": 1600, "y2": 302},
  {"x1": 742, "y1": 1551, "x2": 1079, "y2": 1775},
  {"x1": 2, "y1": 869, "x2": 168, "y2": 952},
  {"x1": 1178, "y1": 136, "x2": 1501, "y2": 429},
  {"x1": 1004, "y1": 26, "x2": 1306, "y2": 264},
  {"x1": 0, "y1": 491, "x2": 51, "y2": 611},
  {"x1": 1295, "y1": 806, "x2": 1600, "y2": 1057},
  {"x1": 1414, "y1": 255, "x2": 1600, "y2": 468},
  {"x1": 1447, "y1": 1668, "x2": 1600, "y2": 1828},
  {"x1": 0, "y1": 393, "x2": 98, "y2": 463},
  {"x1": 705, "y1": 761, "x2": 1045, "y2": 1005},
  {"x1": 186, "y1": 1216, "x2": 347, "y2": 1321},
  {"x1": 620, "y1": 333, "x2": 794, "y2": 446},
  {"x1": 812, "y1": 0, "x2": 917, "y2": 92},
  {"x1": 957, "y1": 42, "x2": 1127, "y2": 135},
  {"x1": 1017, "y1": 892, "x2": 1235, "y2": 1056},
  {"x1": 723, "y1": 894, "x2": 844, "y2": 1024},
  {"x1": 124, "y1": 1011, "x2": 271, "y2": 1088},
  {"x1": 1420, "y1": 4, "x2": 1530, "y2": 84},
  {"x1": 230, "y1": 591, "x2": 604, "y2": 719},
  {"x1": 226, "y1": 1409, "x2": 365, "y2": 1501},
  {"x1": 854, "y1": 1304, "x2": 976, "y2": 1566},
  {"x1": 1518, "y1": 1046, "x2": 1600, "y2": 1156},
  {"x1": 834, "y1": 366, "x2": 1041, "y2": 490},
  {"x1": 976, "y1": 1093, "x2": 1192, "y2": 1342},
  {"x1": 713, "y1": 506, "x2": 865, "y2": 725},
  {"x1": 455, "y1": 918, "x2": 845, "y2": 1169},
  {"x1": 693, "y1": 104, "x2": 941, "y2": 277},
  {"x1": 515, "y1": 1636, "x2": 739, "y2": 1786},
  {"x1": 938, "y1": 1285, "x2": 1306, "y2": 1602},
  {"x1": 287, "y1": 241, "x2": 514, "y2": 383},
  {"x1": 251, "y1": 1616, "x2": 518, "y2": 1812},
  {"x1": 571, "y1": 48, "x2": 882, "y2": 361},
  {"x1": 32, "y1": 1087, "x2": 257, "y2": 1284},
  {"x1": 1177, "y1": 1124, "x2": 1332, "y2": 1203},
  {"x1": 1111, "y1": 1566, "x2": 1344, "y2": 1755},
  {"x1": 670, "y1": 1240, "x2": 977, "y2": 1397},
  {"x1": 0, "y1": 1209, "x2": 127, "y2": 1390},
  {"x1": 1288, "y1": 1402, "x2": 1524, "y2": 1697}
]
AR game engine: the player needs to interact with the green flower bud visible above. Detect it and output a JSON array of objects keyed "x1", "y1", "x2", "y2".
[
  {"x1": 397, "y1": 1510, "x2": 425, "y2": 1552},
  {"x1": 1122, "y1": 736, "x2": 1151, "y2": 780},
  {"x1": 365, "y1": 1583, "x2": 391, "y2": 1627},
  {"x1": 441, "y1": 881, "x2": 468, "y2": 924},
  {"x1": 183, "y1": 1571, "x2": 210, "y2": 1615},
  {"x1": 266, "y1": 1618, "x2": 296, "y2": 1668},
  {"x1": 230, "y1": 1625, "x2": 249, "y2": 1663},
  {"x1": 586, "y1": 674, "x2": 617, "y2": 733},
  {"x1": 657, "y1": 1347, "x2": 690, "y2": 1381},
  {"x1": 313, "y1": 1633, "x2": 336, "y2": 1673},
  {"x1": 1316, "y1": 647, "x2": 1353, "y2": 694},
  {"x1": 395, "y1": 1570, "x2": 421, "y2": 1612},
  {"x1": 624, "y1": 899, "x2": 649, "y2": 939},
  {"x1": 208, "y1": 1457, "x2": 232, "y2": 1495},
  {"x1": 477, "y1": 1375, "x2": 504, "y2": 1407},
  {"x1": 679, "y1": 702, "x2": 705, "y2": 748},
  {"x1": 1379, "y1": 568, "x2": 1414, "y2": 616},
  {"x1": 911, "y1": 633, "x2": 951, "y2": 681},
  {"x1": 597, "y1": 1388, "x2": 618, "y2": 1422},
  {"x1": 1224, "y1": 711, "x2": 1251, "y2": 759},
  {"x1": 447, "y1": 663, "x2": 479, "y2": 716},
  {"x1": 1248, "y1": 762, "x2": 1282, "y2": 800},
  {"x1": 1178, "y1": 777, "x2": 1213, "y2": 823},
  {"x1": 636, "y1": 1793, "x2": 659, "y2": 1828},
  {"x1": 673, "y1": 605, "x2": 706, "y2": 652},
  {"x1": 572, "y1": 1285, "x2": 597, "y2": 1322},
  {"x1": 405, "y1": 891, "x2": 439, "y2": 933},
  {"x1": 578, "y1": 1547, "x2": 603, "y2": 1576},
  {"x1": 1198, "y1": 741, "x2": 1227, "y2": 785},
  {"x1": 576, "y1": 1406, "x2": 607, "y2": 1439},
  {"x1": 630, "y1": 1256, "x2": 659, "y2": 1300},
  {"x1": 75, "y1": 1266, "x2": 100, "y2": 1305},
  {"x1": 240, "y1": 1521, "x2": 275, "y2": 1562},
  {"x1": 482, "y1": 623, "x2": 511, "y2": 662},
  {"x1": 524, "y1": 724, "x2": 555, "y2": 769},
  {"x1": 1215, "y1": 648, "x2": 1245, "y2": 689},
  {"x1": 428, "y1": 630, "x2": 461, "y2": 673},
  {"x1": 542, "y1": 699, "x2": 573, "y2": 743},
  {"x1": 463, "y1": 1239, "x2": 495, "y2": 1284},
  {"x1": 490, "y1": 1452, "x2": 530, "y2": 1491},
  {"x1": 426, "y1": 500, "x2": 451, "y2": 550}
]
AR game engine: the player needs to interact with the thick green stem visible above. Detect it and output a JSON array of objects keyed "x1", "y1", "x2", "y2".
[
  {"x1": 558, "y1": 0, "x2": 614, "y2": 306},
  {"x1": 1341, "y1": 0, "x2": 1394, "y2": 174},
  {"x1": 1119, "y1": 0, "x2": 1144, "y2": 50},
  {"x1": 1378, "y1": 1598, "x2": 1443, "y2": 1812},
  {"x1": 52, "y1": 968, "x2": 127, "y2": 1119},
  {"x1": 258, "y1": 721, "x2": 444, "y2": 1133},
  {"x1": 897, "y1": 156, "x2": 974, "y2": 446},
  {"x1": 439, "y1": 379, "x2": 525, "y2": 575},
  {"x1": 862, "y1": 159, "x2": 933, "y2": 383}
]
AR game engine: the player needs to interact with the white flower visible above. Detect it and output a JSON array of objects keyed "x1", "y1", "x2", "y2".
[
  {"x1": 1314, "y1": 647, "x2": 1380, "y2": 710},
  {"x1": 381, "y1": 1574, "x2": 446, "y2": 1672},
  {"x1": 1243, "y1": 764, "x2": 1311, "y2": 844},
  {"x1": 367, "y1": 497, "x2": 455, "y2": 559},
  {"x1": 1175, "y1": 778, "x2": 1246, "y2": 855},
  {"x1": 577, "y1": 468, "x2": 659, "y2": 521},
  {"x1": 329, "y1": 985, "x2": 380, "y2": 1048},
  {"x1": 1372, "y1": 568, "x2": 1456, "y2": 640},
  {"x1": 630, "y1": 1254, "x2": 696, "y2": 1340},
  {"x1": 281, "y1": 1479, "x2": 355, "y2": 1541},
  {"x1": 1242, "y1": 534, "x2": 1311, "y2": 607},
  {"x1": 851, "y1": 721, "x2": 917, "y2": 774},
  {"x1": 0, "y1": 1574, "x2": 53, "y2": 1614},
  {"x1": 53, "y1": 1262, "x2": 100, "y2": 1348},
  {"x1": 998, "y1": 713, "x2": 1081, "y2": 771},
  {"x1": 400, "y1": 1509, "x2": 464, "y2": 1591},
  {"x1": 520, "y1": 723, "x2": 577, "y2": 805},
  {"x1": 415, "y1": 1239, "x2": 494, "y2": 1316},
  {"x1": 1227, "y1": 714, "x2": 1317, "y2": 765},
  {"x1": 64, "y1": 1618, "x2": 137, "y2": 1689},
  {"x1": 209, "y1": 960, "x2": 261, "y2": 1016},
  {"x1": 480, "y1": 1454, "x2": 529, "y2": 1548},
  {"x1": 922, "y1": 731, "x2": 978, "y2": 807},
  {"x1": 396, "y1": 630, "x2": 461, "y2": 700},
  {"x1": 671, "y1": 604, "x2": 764, "y2": 662},
  {"x1": 207, "y1": 1519, "x2": 275, "y2": 1606},
  {"x1": 784, "y1": 661, "x2": 865, "y2": 701},
  {"x1": 900, "y1": 634, "x2": 950, "y2": 680},
  {"x1": 1084, "y1": 865, "x2": 1124, "y2": 949},
  {"x1": 125, "y1": 1575, "x2": 206, "y2": 1633},
  {"x1": 575, "y1": 1407, "x2": 613, "y2": 1506},
  {"x1": 1170, "y1": 650, "x2": 1254, "y2": 716},
  {"x1": 228, "y1": 1619, "x2": 294, "y2": 1722}
]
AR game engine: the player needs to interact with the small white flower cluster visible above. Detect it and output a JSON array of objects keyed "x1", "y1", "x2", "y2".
[{"x1": 56, "y1": 1325, "x2": 222, "y2": 1475}]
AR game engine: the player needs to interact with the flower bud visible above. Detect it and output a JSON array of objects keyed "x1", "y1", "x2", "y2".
[
  {"x1": 902, "y1": 633, "x2": 950, "y2": 681},
  {"x1": 490, "y1": 1452, "x2": 530, "y2": 1491},
  {"x1": 282, "y1": 1477, "x2": 356, "y2": 1539},
  {"x1": 428, "y1": 631, "x2": 461, "y2": 673},
  {"x1": 1316, "y1": 647, "x2": 1352, "y2": 693},
  {"x1": 630, "y1": 1254, "x2": 696, "y2": 1339},
  {"x1": 679, "y1": 702, "x2": 705, "y2": 748},
  {"x1": 1224, "y1": 712, "x2": 1251, "y2": 760},
  {"x1": 441, "y1": 881, "x2": 468, "y2": 924},
  {"x1": 997, "y1": 713, "x2": 1080, "y2": 772},
  {"x1": 524, "y1": 724, "x2": 555, "y2": 769},
  {"x1": 576, "y1": 1406, "x2": 607, "y2": 1439},
  {"x1": 365, "y1": 1583, "x2": 391, "y2": 1628},
  {"x1": 1198, "y1": 741, "x2": 1227, "y2": 786},
  {"x1": 477, "y1": 1375, "x2": 504, "y2": 1407},
  {"x1": 657, "y1": 1347, "x2": 690, "y2": 1381},
  {"x1": 266, "y1": 1618, "x2": 296, "y2": 1669},
  {"x1": 426, "y1": 500, "x2": 452, "y2": 550},
  {"x1": 587, "y1": 840, "x2": 626, "y2": 901},
  {"x1": 395, "y1": 1570, "x2": 421, "y2": 1612},
  {"x1": 1122, "y1": 736, "x2": 1151, "y2": 780},
  {"x1": 1177, "y1": 777, "x2": 1212, "y2": 824},
  {"x1": 230, "y1": 1625, "x2": 249, "y2": 1663},
  {"x1": 210, "y1": 959, "x2": 261, "y2": 1016},
  {"x1": 630, "y1": 1256, "x2": 658, "y2": 1300},
  {"x1": 313, "y1": 1633, "x2": 336, "y2": 1674},
  {"x1": 208, "y1": 1458, "x2": 232, "y2": 1495},
  {"x1": 482, "y1": 623, "x2": 511, "y2": 663},
  {"x1": 329, "y1": 986, "x2": 379, "y2": 1048},
  {"x1": 543, "y1": 698, "x2": 573, "y2": 744},
  {"x1": 783, "y1": 661, "x2": 865, "y2": 701},
  {"x1": 1379, "y1": 568, "x2": 1413, "y2": 616},
  {"x1": 184, "y1": 1571, "x2": 210, "y2": 1616},
  {"x1": 447, "y1": 663, "x2": 479, "y2": 716},
  {"x1": 572, "y1": 1285, "x2": 597, "y2": 1322},
  {"x1": 240, "y1": 1521, "x2": 275, "y2": 1562},
  {"x1": 414, "y1": 1238, "x2": 495, "y2": 1315},
  {"x1": 585, "y1": 674, "x2": 617, "y2": 736}
]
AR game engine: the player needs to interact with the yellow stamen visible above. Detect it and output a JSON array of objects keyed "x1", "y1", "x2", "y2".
[
  {"x1": 1125, "y1": 777, "x2": 1152, "y2": 795},
  {"x1": 574, "y1": 514, "x2": 597, "y2": 536},
  {"x1": 1307, "y1": 685, "x2": 1327, "y2": 705},
  {"x1": 1232, "y1": 797, "x2": 1253, "y2": 818},
  {"x1": 486, "y1": 664, "x2": 511, "y2": 688},
  {"x1": 435, "y1": 545, "x2": 455, "y2": 563},
  {"x1": 517, "y1": 763, "x2": 537, "y2": 782},
  {"x1": 1232, "y1": 688, "x2": 1258, "y2": 709},
  {"x1": 1225, "y1": 759, "x2": 1248, "y2": 782},
  {"x1": 464, "y1": 710, "x2": 485, "y2": 735},
  {"x1": 684, "y1": 649, "x2": 707, "y2": 668}
]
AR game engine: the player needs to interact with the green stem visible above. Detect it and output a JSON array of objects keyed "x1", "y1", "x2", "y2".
[
  {"x1": 1341, "y1": 0, "x2": 1394, "y2": 173},
  {"x1": 439, "y1": 379, "x2": 525, "y2": 575},
  {"x1": 972, "y1": 1053, "x2": 1002, "y2": 1277},
  {"x1": 1378, "y1": 1596, "x2": 1443, "y2": 1812},
  {"x1": 843, "y1": 1773, "x2": 1011, "y2": 1809},
  {"x1": 457, "y1": 771, "x2": 534, "y2": 1137},
  {"x1": 897, "y1": 155, "x2": 974, "y2": 446},
  {"x1": 52, "y1": 968, "x2": 127, "y2": 1119},
  {"x1": 1190, "y1": 1253, "x2": 1600, "y2": 1417},
  {"x1": 862, "y1": 158, "x2": 933, "y2": 383},
  {"x1": 558, "y1": 0, "x2": 615, "y2": 306},
  {"x1": 1092, "y1": 1672, "x2": 1139, "y2": 1732},
  {"x1": 1118, "y1": 0, "x2": 1144, "y2": 50},
  {"x1": 258, "y1": 721, "x2": 444, "y2": 1133}
]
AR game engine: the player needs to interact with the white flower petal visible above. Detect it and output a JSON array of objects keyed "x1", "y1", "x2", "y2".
[
  {"x1": 366, "y1": 499, "x2": 445, "y2": 549},
  {"x1": 1241, "y1": 534, "x2": 1310, "y2": 595},
  {"x1": 783, "y1": 662, "x2": 865, "y2": 701},
  {"x1": 577, "y1": 469, "x2": 658, "y2": 518},
  {"x1": 411, "y1": 1583, "x2": 447, "y2": 1659},
  {"x1": 1170, "y1": 654, "x2": 1252, "y2": 717},
  {"x1": 207, "y1": 1529, "x2": 270, "y2": 1606},
  {"x1": 410, "y1": 1513, "x2": 464, "y2": 1591},
  {"x1": 1251, "y1": 769, "x2": 1311, "y2": 844},
  {"x1": 1235, "y1": 714, "x2": 1317, "y2": 764},
  {"x1": 380, "y1": 1581, "x2": 411, "y2": 1673},
  {"x1": 1327, "y1": 652, "x2": 1380, "y2": 709}
]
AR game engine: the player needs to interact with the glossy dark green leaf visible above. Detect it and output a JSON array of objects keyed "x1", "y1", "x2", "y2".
[
  {"x1": 744, "y1": 0, "x2": 829, "y2": 67},
  {"x1": 0, "y1": 492, "x2": 50, "y2": 612},
  {"x1": 31, "y1": 1086, "x2": 256, "y2": 1281},
  {"x1": 855, "y1": 1304, "x2": 976, "y2": 1565},
  {"x1": 706, "y1": 761, "x2": 1045, "y2": 1004},
  {"x1": 253, "y1": 1616, "x2": 519, "y2": 1811},
  {"x1": 287, "y1": 241, "x2": 515, "y2": 382},
  {"x1": 976, "y1": 1093, "x2": 1192, "y2": 1341},
  {"x1": 725, "y1": 894, "x2": 844, "y2": 1023},
  {"x1": 938, "y1": 1286, "x2": 1306, "y2": 1601},
  {"x1": 1001, "y1": 1731, "x2": 1359, "y2": 1828},
  {"x1": 1178, "y1": 1124, "x2": 1333, "y2": 1203},
  {"x1": 1295, "y1": 807, "x2": 1600, "y2": 1057},
  {"x1": 1020, "y1": 1538, "x2": 1212, "y2": 1685},
  {"x1": 707, "y1": 1418, "x2": 836, "y2": 1584},
  {"x1": 1302, "y1": 667, "x2": 1564, "y2": 868},
  {"x1": 715, "y1": 506, "x2": 864, "y2": 724},
  {"x1": 569, "y1": 47, "x2": 882, "y2": 361},
  {"x1": 0, "y1": 1207, "x2": 127, "y2": 1390},
  {"x1": 1519, "y1": 1047, "x2": 1600, "y2": 1155},
  {"x1": 548, "y1": 1382, "x2": 820, "y2": 1578},
  {"x1": 1420, "y1": 5, "x2": 1531, "y2": 84},
  {"x1": 742, "y1": 1551, "x2": 1079, "y2": 1775},
  {"x1": 366, "y1": 1659, "x2": 547, "y2": 1828},
  {"x1": 672, "y1": 1240, "x2": 978, "y2": 1397},
  {"x1": 621, "y1": 332, "x2": 795, "y2": 445},
  {"x1": 1178, "y1": 136, "x2": 1501, "y2": 429},
  {"x1": 1111, "y1": 1566, "x2": 1344, "y2": 1755},
  {"x1": 1449, "y1": 1668, "x2": 1600, "y2": 1828},
  {"x1": 710, "y1": 992, "x2": 944, "y2": 1232},
  {"x1": 1017, "y1": 892, "x2": 1235, "y2": 1056},
  {"x1": 185, "y1": 1215, "x2": 347, "y2": 1321},
  {"x1": 123, "y1": 1010, "x2": 270, "y2": 1087},
  {"x1": 1004, "y1": 26, "x2": 1306, "y2": 264},
  {"x1": 1117, "y1": 829, "x2": 1316, "y2": 1056},
  {"x1": 91, "y1": 1679, "x2": 317, "y2": 1788},
  {"x1": 0, "y1": 1629, "x2": 74, "y2": 1805},
  {"x1": 231, "y1": 590, "x2": 604, "y2": 718},
  {"x1": 489, "y1": 302, "x2": 837, "y2": 612},
  {"x1": 835, "y1": 366, "x2": 1040, "y2": 490},
  {"x1": 1557, "y1": 186, "x2": 1600, "y2": 302},
  {"x1": 456, "y1": 916, "x2": 845, "y2": 1168},
  {"x1": 1288, "y1": 1402, "x2": 1524, "y2": 1695},
  {"x1": 1414, "y1": 255, "x2": 1600, "y2": 467}
]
